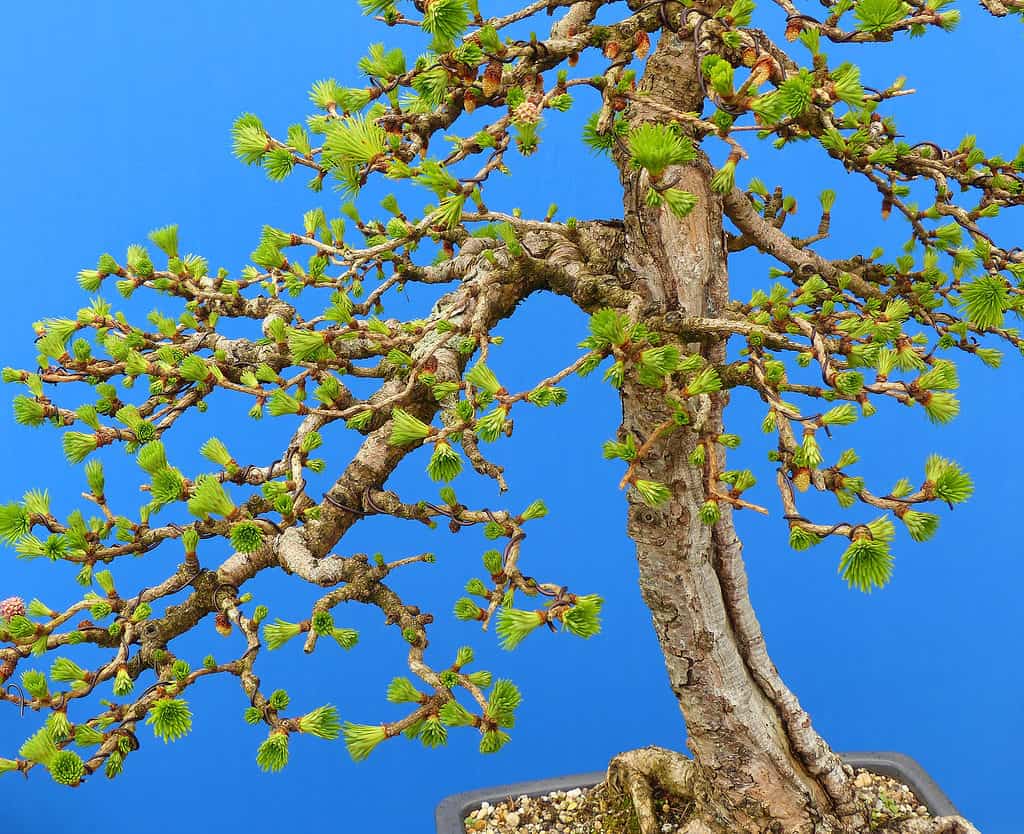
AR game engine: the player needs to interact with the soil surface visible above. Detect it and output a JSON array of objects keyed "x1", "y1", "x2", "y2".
[{"x1": 462, "y1": 765, "x2": 932, "y2": 833}]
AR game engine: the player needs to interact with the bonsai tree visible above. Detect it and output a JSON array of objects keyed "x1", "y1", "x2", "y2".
[{"x1": 0, "y1": 0, "x2": 1019, "y2": 831}]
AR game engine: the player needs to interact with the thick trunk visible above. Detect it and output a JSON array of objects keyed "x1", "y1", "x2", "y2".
[{"x1": 611, "y1": 33, "x2": 858, "y2": 833}]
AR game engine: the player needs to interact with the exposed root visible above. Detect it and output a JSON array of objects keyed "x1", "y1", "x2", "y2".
[
  {"x1": 605, "y1": 747, "x2": 982, "y2": 834},
  {"x1": 606, "y1": 746, "x2": 703, "y2": 834}
]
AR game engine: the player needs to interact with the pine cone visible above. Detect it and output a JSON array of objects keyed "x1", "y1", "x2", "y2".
[
  {"x1": 634, "y1": 30, "x2": 651, "y2": 58},
  {"x1": 513, "y1": 101, "x2": 541, "y2": 126},
  {"x1": 482, "y1": 61, "x2": 503, "y2": 97},
  {"x1": 214, "y1": 612, "x2": 233, "y2": 637},
  {"x1": 0, "y1": 597, "x2": 25, "y2": 620}
]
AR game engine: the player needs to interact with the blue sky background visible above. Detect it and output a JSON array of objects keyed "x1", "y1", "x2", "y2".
[{"x1": 0, "y1": 3, "x2": 1021, "y2": 833}]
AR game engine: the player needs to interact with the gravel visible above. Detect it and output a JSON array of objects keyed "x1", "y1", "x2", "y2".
[{"x1": 462, "y1": 765, "x2": 932, "y2": 833}]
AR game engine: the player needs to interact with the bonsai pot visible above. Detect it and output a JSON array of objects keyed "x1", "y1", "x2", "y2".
[{"x1": 435, "y1": 751, "x2": 959, "y2": 834}]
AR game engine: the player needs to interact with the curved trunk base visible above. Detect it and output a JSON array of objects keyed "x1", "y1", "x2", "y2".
[{"x1": 604, "y1": 746, "x2": 980, "y2": 834}]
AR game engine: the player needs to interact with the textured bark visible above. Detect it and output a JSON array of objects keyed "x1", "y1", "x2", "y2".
[{"x1": 611, "y1": 33, "x2": 860, "y2": 833}]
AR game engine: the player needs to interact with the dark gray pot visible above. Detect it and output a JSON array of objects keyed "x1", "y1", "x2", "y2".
[{"x1": 436, "y1": 751, "x2": 958, "y2": 833}]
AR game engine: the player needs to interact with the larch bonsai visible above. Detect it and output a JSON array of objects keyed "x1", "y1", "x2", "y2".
[{"x1": 0, "y1": 0, "x2": 1019, "y2": 831}]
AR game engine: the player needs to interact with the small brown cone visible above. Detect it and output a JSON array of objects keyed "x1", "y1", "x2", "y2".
[
  {"x1": 215, "y1": 612, "x2": 232, "y2": 637},
  {"x1": 748, "y1": 55, "x2": 775, "y2": 88},
  {"x1": 634, "y1": 30, "x2": 651, "y2": 58},
  {"x1": 513, "y1": 101, "x2": 541, "y2": 125},
  {"x1": 482, "y1": 61, "x2": 502, "y2": 97},
  {"x1": 793, "y1": 469, "x2": 811, "y2": 492}
]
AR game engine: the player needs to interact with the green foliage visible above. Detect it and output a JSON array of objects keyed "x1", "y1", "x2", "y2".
[
  {"x1": 21, "y1": 669, "x2": 49, "y2": 698},
  {"x1": 789, "y1": 525, "x2": 822, "y2": 551},
  {"x1": 268, "y1": 390, "x2": 302, "y2": 417},
  {"x1": 200, "y1": 437, "x2": 234, "y2": 468},
  {"x1": 230, "y1": 521, "x2": 266, "y2": 554},
  {"x1": 328, "y1": 627, "x2": 360, "y2": 650},
  {"x1": 922, "y1": 391, "x2": 959, "y2": 424},
  {"x1": 479, "y1": 729, "x2": 511, "y2": 754},
  {"x1": 685, "y1": 366, "x2": 722, "y2": 396},
  {"x1": 486, "y1": 679, "x2": 522, "y2": 728},
  {"x1": 959, "y1": 275, "x2": 1008, "y2": 329},
  {"x1": 839, "y1": 516, "x2": 895, "y2": 592},
  {"x1": 495, "y1": 607, "x2": 544, "y2": 649},
  {"x1": 661, "y1": 188, "x2": 699, "y2": 219},
  {"x1": 187, "y1": 475, "x2": 236, "y2": 519},
  {"x1": 62, "y1": 432, "x2": 97, "y2": 464},
  {"x1": 312, "y1": 610, "x2": 335, "y2": 635},
  {"x1": 475, "y1": 407, "x2": 507, "y2": 442},
  {"x1": 264, "y1": 619, "x2": 303, "y2": 650},
  {"x1": 466, "y1": 363, "x2": 502, "y2": 395},
  {"x1": 627, "y1": 123, "x2": 696, "y2": 177},
  {"x1": 710, "y1": 161, "x2": 737, "y2": 195},
  {"x1": 232, "y1": 114, "x2": 269, "y2": 165},
  {"x1": 148, "y1": 225, "x2": 179, "y2": 258},
  {"x1": 256, "y1": 731, "x2": 289, "y2": 772},
  {"x1": 421, "y1": 0, "x2": 469, "y2": 47},
  {"x1": 74, "y1": 724, "x2": 105, "y2": 747},
  {"x1": 324, "y1": 115, "x2": 386, "y2": 169},
  {"x1": 419, "y1": 715, "x2": 448, "y2": 748},
  {"x1": 425, "y1": 442, "x2": 462, "y2": 483},
  {"x1": 562, "y1": 595, "x2": 603, "y2": 639},
  {"x1": 387, "y1": 677, "x2": 424, "y2": 704},
  {"x1": 145, "y1": 698, "x2": 193, "y2": 743},
  {"x1": 440, "y1": 700, "x2": 475, "y2": 726},
  {"x1": 830, "y1": 65, "x2": 863, "y2": 107},
  {"x1": 582, "y1": 114, "x2": 628, "y2": 157},
  {"x1": 343, "y1": 722, "x2": 386, "y2": 761},
  {"x1": 527, "y1": 386, "x2": 567, "y2": 407},
  {"x1": 48, "y1": 750, "x2": 85, "y2": 785},
  {"x1": 632, "y1": 479, "x2": 671, "y2": 508},
  {"x1": 854, "y1": 0, "x2": 910, "y2": 32},
  {"x1": 389, "y1": 408, "x2": 432, "y2": 445},
  {"x1": 699, "y1": 500, "x2": 721, "y2": 526},
  {"x1": 581, "y1": 309, "x2": 630, "y2": 349},
  {"x1": 900, "y1": 509, "x2": 939, "y2": 542},
  {"x1": 50, "y1": 657, "x2": 87, "y2": 684},
  {"x1": 924, "y1": 455, "x2": 973, "y2": 504},
  {"x1": 136, "y1": 441, "x2": 168, "y2": 475},
  {"x1": 603, "y1": 434, "x2": 638, "y2": 462},
  {"x1": 13, "y1": 396, "x2": 46, "y2": 427},
  {"x1": 0, "y1": 0, "x2": 1014, "y2": 783},
  {"x1": 821, "y1": 404, "x2": 857, "y2": 426},
  {"x1": 519, "y1": 499, "x2": 547, "y2": 521}
]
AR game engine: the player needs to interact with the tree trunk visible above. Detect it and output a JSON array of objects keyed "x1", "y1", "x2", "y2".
[{"x1": 609, "y1": 32, "x2": 860, "y2": 833}]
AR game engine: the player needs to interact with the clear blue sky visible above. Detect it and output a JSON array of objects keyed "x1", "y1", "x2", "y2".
[{"x1": 0, "y1": 3, "x2": 1021, "y2": 832}]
